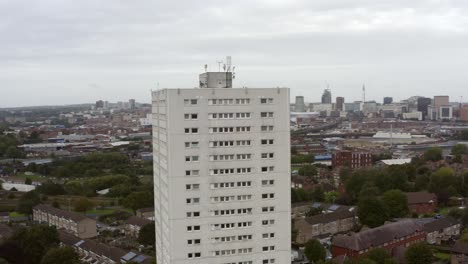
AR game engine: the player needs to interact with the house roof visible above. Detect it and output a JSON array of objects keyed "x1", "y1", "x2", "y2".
[
  {"x1": 305, "y1": 209, "x2": 355, "y2": 226},
  {"x1": 34, "y1": 204, "x2": 91, "y2": 222},
  {"x1": 0, "y1": 224, "x2": 13, "y2": 239},
  {"x1": 332, "y1": 220, "x2": 423, "y2": 251},
  {"x1": 423, "y1": 217, "x2": 459, "y2": 233},
  {"x1": 380, "y1": 158, "x2": 412, "y2": 165},
  {"x1": 126, "y1": 216, "x2": 152, "y2": 228},
  {"x1": 452, "y1": 240, "x2": 468, "y2": 255},
  {"x1": 405, "y1": 192, "x2": 437, "y2": 205}
]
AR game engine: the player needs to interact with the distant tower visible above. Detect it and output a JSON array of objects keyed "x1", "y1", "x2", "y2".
[
  {"x1": 129, "y1": 99, "x2": 136, "y2": 110},
  {"x1": 362, "y1": 84, "x2": 366, "y2": 103},
  {"x1": 383, "y1": 97, "x2": 393, "y2": 105},
  {"x1": 295, "y1": 96, "x2": 306, "y2": 112},
  {"x1": 336, "y1": 97, "x2": 345, "y2": 111},
  {"x1": 321, "y1": 89, "x2": 332, "y2": 104}
]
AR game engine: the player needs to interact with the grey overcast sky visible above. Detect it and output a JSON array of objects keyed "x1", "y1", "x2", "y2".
[{"x1": 1, "y1": 0, "x2": 467, "y2": 107}]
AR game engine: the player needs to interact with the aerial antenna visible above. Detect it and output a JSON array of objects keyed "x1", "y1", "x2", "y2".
[
  {"x1": 204, "y1": 64, "x2": 208, "y2": 73},
  {"x1": 226, "y1": 56, "x2": 232, "y2": 72},
  {"x1": 217, "y1": 60, "x2": 224, "y2": 72}
]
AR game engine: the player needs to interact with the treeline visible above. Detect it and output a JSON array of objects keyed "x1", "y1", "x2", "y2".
[
  {"x1": 26, "y1": 152, "x2": 152, "y2": 178},
  {"x1": 0, "y1": 134, "x2": 25, "y2": 159}
]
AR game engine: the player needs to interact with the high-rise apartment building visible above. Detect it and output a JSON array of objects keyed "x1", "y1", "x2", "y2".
[
  {"x1": 417, "y1": 97, "x2": 431, "y2": 120},
  {"x1": 336, "y1": 97, "x2": 344, "y2": 111},
  {"x1": 321, "y1": 89, "x2": 332, "y2": 104},
  {"x1": 152, "y1": 71, "x2": 291, "y2": 264}
]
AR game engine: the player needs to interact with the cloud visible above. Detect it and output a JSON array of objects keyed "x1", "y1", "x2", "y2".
[{"x1": 0, "y1": 0, "x2": 467, "y2": 106}]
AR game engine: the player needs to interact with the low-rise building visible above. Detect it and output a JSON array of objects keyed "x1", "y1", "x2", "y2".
[
  {"x1": 451, "y1": 240, "x2": 468, "y2": 264},
  {"x1": 423, "y1": 217, "x2": 461, "y2": 245},
  {"x1": 405, "y1": 192, "x2": 438, "y2": 214},
  {"x1": 59, "y1": 230, "x2": 151, "y2": 264},
  {"x1": 135, "y1": 208, "x2": 154, "y2": 221},
  {"x1": 332, "y1": 220, "x2": 425, "y2": 259},
  {"x1": 295, "y1": 208, "x2": 357, "y2": 244},
  {"x1": 0, "y1": 212, "x2": 10, "y2": 223},
  {"x1": 33, "y1": 204, "x2": 97, "y2": 239},
  {"x1": 332, "y1": 150, "x2": 372, "y2": 169},
  {"x1": 124, "y1": 216, "x2": 152, "y2": 238},
  {"x1": 0, "y1": 223, "x2": 13, "y2": 243}
]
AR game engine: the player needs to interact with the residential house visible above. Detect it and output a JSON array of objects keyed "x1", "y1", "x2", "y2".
[
  {"x1": 295, "y1": 208, "x2": 357, "y2": 244},
  {"x1": 0, "y1": 212, "x2": 9, "y2": 223},
  {"x1": 332, "y1": 220, "x2": 426, "y2": 259},
  {"x1": 423, "y1": 217, "x2": 461, "y2": 245},
  {"x1": 405, "y1": 192, "x2": 438, "y2": 214},
  {"x1": 124, "y1": 216, "x2": 152, "y2": 238},
  {"x1": 135, "y1": 208, "x2": 154, "y2": 221},
  {"x1": 33, "y1": 204, "x2": 97, "y2": 239},
  {"x1": 451, "y1": 240, "x2": 468, "y2": 264},
  {"x1": 0, "y1": 223, "x2": 13, "y2": 243},
  {"x1": 59, "y1": 230, "x2": 151, "y2": 264}
]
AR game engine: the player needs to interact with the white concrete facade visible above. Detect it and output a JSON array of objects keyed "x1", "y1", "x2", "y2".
[{"x1": 152, "y1": 86, "x2": 291, "y2": 264}]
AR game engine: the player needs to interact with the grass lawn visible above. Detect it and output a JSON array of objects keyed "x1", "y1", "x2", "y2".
[
  {"x1": 9, "y1": 212, "x2": 26, "y2": 217},
  {"x1": 434, "y1": 252, "x2": 451, "y2": 261}
]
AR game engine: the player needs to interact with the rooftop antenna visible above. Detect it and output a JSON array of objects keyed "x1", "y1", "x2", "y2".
[
  {"x1": 204, "y1": 64, "x2": 208, "y2": 73},
  {"x1": 226, "y1": 56, "x2": 232, "y2": 72},
  {"x1": 217, "y1": 60, "x2": 224, "y2": 72}
]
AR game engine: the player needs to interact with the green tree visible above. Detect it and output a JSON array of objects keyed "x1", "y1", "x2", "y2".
[
  {"x1": 358, "y1": 195, "x2": 388, "y2": 227},
  {"x1": 123, "y1": 191, "x2": 154, "y2": 212},
  {"x1": 138, "y1": 222, "x2": 155, "y2": 247},
  {"x1": 365, "y1": 248, "x2": 392, "y2": 263},
  {"x1": 8, "y1": 225, "x2": 59, "y2": 264},
  {"x1": 405, "y1": 242, "x2": 433, "y2": 264},
  {"x1": 429, "y1": 167, "x2": 457, "y2": 194},
  {"x1": 17, "y1": 190, "x2": 40, "y2": 214},
  {"x1": 304, "y1": 239, "x2": 326, "y2": 263},
  {"x1": 311, "y1": 186, "x2": 325, "y2": 202},
  {"x1": 452, "y1": 144, "x2": 467, "y2": 156},
  {"x1": 298, "y1": 165, "x2": 318, "y2": 177},
  {"x1": 325, "y1": 191, "x2": 339, "y2": 203},
  {"x1": 423, "y1": 147, "x2": 443, "y2": 162},
  {"x1": 41, "y1": 246, "x2": 81, "y2": 264},
  {"x1": 382, "y1": 190, "x2": 409, "y2": 218},
  {"x1": 73, "y1": 198, "x2": 94, "y2": 212}
]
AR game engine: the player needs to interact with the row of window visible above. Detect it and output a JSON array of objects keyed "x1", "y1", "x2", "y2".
[
  {"x1": 184, "y1": 98, "x2": 274, "y2": 106},
  {"x1": 185, "y1": 139, "x2": 274, "y2": 148},
  {"x1": 187, "y1": 219, "x2": 275, "y2": 233},
  {"x1": 185, "y1": 126, "x2": 275, "y2": 134},
  {"x1": 212, "y1": 233, "x2": 275, "y2": 244}
]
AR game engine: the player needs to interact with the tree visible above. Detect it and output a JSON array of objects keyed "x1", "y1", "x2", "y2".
[
  {"x1": 358, "y1": 195, "x2": 388, "y2": 228},
  {"x1": 8, "y1": 225, "x2": 59, "y2": 264},
  {"x1": 298, "y1": 165, "x2": 318, "y2": 177},
  {"x1": 405, "y1": 242, "x2": 433, "y2": 264},
  {"x1": 365, "y1": 248, "x2": 392, "y2": 263},
  {"x1": 17, "y1": 190, "x2": 40, "y2": 214},
  {"x1": 423, "y1": 147, "x2": 443, "y2": 162},
  {"x1": 138, "y1": 222, "x2": 155, "y2": 247},
  {"x1": 304, "y1": 239, "x2": 326, "y2": 263},
  {"x1": 382, "y1": 190, "x2": 409, "y2": 218},
  {"x1": 325, "y1": 191, "x2": 339, "y2": 203},
  {"x1": 41, "y1": 246, "x2": 81, "y2": 264},
  {"x1": 73, "y1": 198, "x2": 94, "y2": 212},
  {"x1": 311, "y1": 186, "x2": 325, "y2": 202},
  {"x1": 122, "y1": 191, "x2": 154, "y2": 212},
  {"x1": 429, "y1": 167, "x2": 457, "y2": 196},
  {"x1": 25, "y1": 178, "x2": 32, "y2": 185},
  {"x1": 452, "y1": 144, "x2": 467, "y2": 163}
]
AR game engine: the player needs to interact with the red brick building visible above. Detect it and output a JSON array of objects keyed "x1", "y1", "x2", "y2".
[
  {"x1": 405, "y1": 192, "x2": 438, "y2": 214},
  {"x1": 332, "y1": 150, "x2": 372, "y2": 169},
  {"x1": 332, "y1": 220, "x2": 426, "y2": 259}
]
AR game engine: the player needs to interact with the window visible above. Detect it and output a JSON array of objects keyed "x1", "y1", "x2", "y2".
[
  {"x1": 186, "y1": 184, "x2": 200, "y2": 190},
  {"x1": 261, "y1": 219, "x2": 275, "y2": 226},
  {"x1": 260, "y1": 112, "x2": 274, "y2": 118},
  {"x1": 184, "y1": 128, "x2": 198, "y2": 134},
  {"x1": 186, "y1": 198, "x2": 200, "y2": 204},
  {"x1": 262, "y1": 206, "x2": 275, "y2": 212},
  {"x1": 185, "y1": 142, "x2": 199, "y2": 148},
  {"x1": 186, "y1": 211, "x2": 200, "y2": 218},
  {"x1": 184, "y1": 113, "x2": 198, "y2": 120},
  {"x1": 235, "y1": 98, "x2": 250, "y2": 104},
  {"x1": 236, "y1": 140, "x2": 251, "y2": 146},
  {"x1": 184, "y1": 99, "x2": 198, "y2": 105},
  {"x1": 187, "y1": 225, "x2": 201, "y2": 232},
  {"x1": 236, "y1": 154, "x2": 252, "y2": 160},
  {"x1": 261, "y1": 139, "x2": 274, "y2": 145},
  {"x1": 261, "y1": 166, "x2": 274, "y2": 173},
  {"x1": 187, "y1": 239, "x2": 201, "y2": 245},
  {"x1": 260, "y1": 98, "x2": 273, "y2": 104},
  {"x1": 262, "y1": 193, "x2": 275, "y2": 199},
  {"x1": 261, "y1": 125, "x2": 274, "y2": 132},
  {"x1": 185, "y1": 156, "x2": 199, "y2": 162},
  {"x1": 185, "y1": 170, "x2": 200, "y2": 176},
  {"x1": 261, "y1": 153, "x2": 274, "y2": 159},
  {"x1": 236, "y1": 112, "x2": 251, "y2": 119},
  {"x1": 187, "y1": 252, "x2": 201, "y2": 258},
  {"x1": 263, "y1": 259, "x2": 276, "y2": 264},
  {"x1": 236, "y1": 126, "x2": 251, "y2": 132},
  {"x1": 262, "y1": 233, "x2": 275, "y2": 239},
  {"x1": 237, "y1": 194, "x2": 252, "y2": 201},
  {"x1": 262, "y1": 180, "x2": 275, "y2": 186}
]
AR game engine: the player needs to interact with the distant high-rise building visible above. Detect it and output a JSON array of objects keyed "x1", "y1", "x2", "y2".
[
  {"x1": 95, "y1": 100, "x2": 104, "y2": 109},
  {"x1": 129, "y1": 99, "x2": 136, "y2": 110},
  {"x1": 295, "y1": 96, "x2": 306, "y2": 112},
  {"x1": 417, "y1": 97, "x2": 431, "y2": 120},
  {"x1": 321, "y1": 89, "x2": 332, "y2": 104},
  {"x1": 429, "y1": 96, "x2": 451, "y2": 120},
  {"x1": 336, "y1": 97, "x2": 345, "y2": 111},
  {"x1": 460, "y1": 105, "x2": 468, "y2": 122},
  {"x1": 434, "y1": 95, "x2": 449, "y2": 109},
  {"x1": 152, "y1": 70, "x2": 291, "y2": 264},
  {"x1": 383, "y1": 97, "x2": 393, "y2": 105}
]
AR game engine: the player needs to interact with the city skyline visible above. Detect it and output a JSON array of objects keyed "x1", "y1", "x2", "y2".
[{"x1": 1, "y1": 0, "x2": 468, "y2": 107}]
